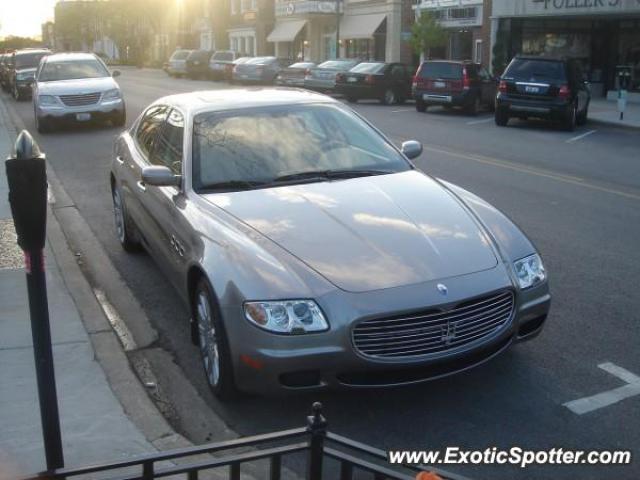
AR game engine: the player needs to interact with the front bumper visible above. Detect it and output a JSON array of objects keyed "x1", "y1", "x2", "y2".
[
  {"x1": 224, "y1": 268, "x2": 550, "y2": 395},
  {"x1": 36, "y1": 98, "x2": 124, "y2": 120}
]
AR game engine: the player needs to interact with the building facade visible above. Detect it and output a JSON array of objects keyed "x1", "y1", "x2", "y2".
[
  {"x1": 414, "y1": 0, "x2": 486, "y2": 63},
  {"x1": 490, "y1": 0, "x2": 640, "y2": 98},
  {"x1": 227, "y1": 0, "x2": 275, "y2": 55}
]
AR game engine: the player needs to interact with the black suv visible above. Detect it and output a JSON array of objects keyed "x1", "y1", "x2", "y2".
[
  {"x1": 185, "y1": 50, "x2": 214, "y2": 79},
  {"x1": 412, "y1": 60, "x2": 496, "y2": 115},
  {"x1": 7, "y1": 49, "x2": 50, "y2": 100},
  {"x1": 495, "y1": 56, "x2": 590, "y2": 131}
]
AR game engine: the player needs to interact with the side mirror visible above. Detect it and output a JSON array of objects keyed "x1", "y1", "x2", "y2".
[
  {"x1": 141, "y1": 166, "x2": 181, "y2": 187},
  {"x1": 401, "y1": 140, "x2": 423, "y2": 160},
  {"x1": 112, "y1": 70, "x2": 121, "y2": 77}
]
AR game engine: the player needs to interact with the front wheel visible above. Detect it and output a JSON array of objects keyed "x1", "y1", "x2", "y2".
[
  {"x1": 112, "y1": 185, "x2": 141, "y2": 252},
  {"x1": 35, "y1": 114, "x2": 52, "y2": 134},
  {"x1": 194, "y1": 279, "x2": 238, "y2": 400}
]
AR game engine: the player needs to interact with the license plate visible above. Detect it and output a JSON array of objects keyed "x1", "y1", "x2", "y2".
[
  {"x1": 76, "y1": 113, "x2": 91, "y2": 121},
  {"x1": 347, "y1": 76, "x2": 357, "y2": 83},
  {"x1": 525, "y1": 86, "x2": 540, "y2": 93},
  {"x1": 434, "y1": 81, "x2": 446, "y2": 88}
]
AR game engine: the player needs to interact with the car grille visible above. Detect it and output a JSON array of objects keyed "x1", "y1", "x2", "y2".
[
  {"x1": 59, "y1": 92, "x2": 101, "y2": 106},
  {"x1": 352, "y1": 290, "x2": 514, "y2": 359}
]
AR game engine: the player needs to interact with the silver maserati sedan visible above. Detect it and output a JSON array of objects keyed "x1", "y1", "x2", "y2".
[{"x1": 110, "y1": 89, "x2": 550, "y2": 399}]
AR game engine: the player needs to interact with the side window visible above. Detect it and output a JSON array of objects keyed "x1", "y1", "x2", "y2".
[
  {"x1": 153, "y1": 109, "x2": 184, "y2": 174},
  {"x1": 136, "y1": 106, "x2": 169, "y2": 159},
  {"x1": 391, "y1": 65, "x2": 404, "y2": 78}
]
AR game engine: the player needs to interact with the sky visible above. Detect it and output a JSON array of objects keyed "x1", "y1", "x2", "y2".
[{"x1": 0, "y1": 0, "x2": 57, "y2": 40}]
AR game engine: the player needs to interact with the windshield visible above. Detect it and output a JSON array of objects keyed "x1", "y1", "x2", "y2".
[
  {"x1": 350, "y1": 63, "x2": 386, "y2": 74},
  {"x1": 170, "y1": 50, "x2": 191, "y2": 60},
  {"x1": 318, "y1": 60, "x2": 357, "y2": 70},
  {"x1": 16, "y1": 52, "x2": 48, "y2": 69},
  {"x1": 505, "y1": 59, "x2": 566, "y2": 81},
  {"x1": 192, "y1": 104, "x2": 409, "y2": 191},
  {"x1": 212, "y1": 51, "x2": 234, "y2": 62},
  {"x1": 38, "y1": 59, "x2": 109, "y2": 82}
]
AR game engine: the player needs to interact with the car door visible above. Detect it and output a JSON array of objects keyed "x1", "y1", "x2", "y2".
[
  {"x1": 123, "y1": 105, "x2": 169, "y2": 252},
  {"x1": 137, "y1": 108, "x2": 189, "y2": 287}
]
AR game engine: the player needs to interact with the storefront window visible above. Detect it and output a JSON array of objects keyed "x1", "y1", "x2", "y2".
[{"x1": 619, "y1": 31, "x2": 640, "y2": 92}]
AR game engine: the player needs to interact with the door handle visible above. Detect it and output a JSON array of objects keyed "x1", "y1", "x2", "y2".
[
  {"x1": 136, "y1": 181, "x2": 146, "y2": 192},
  {"x1": 116, "y1": 155, "x2": 124, "y2": 165}
]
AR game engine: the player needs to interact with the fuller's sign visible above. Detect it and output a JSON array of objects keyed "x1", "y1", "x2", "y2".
[{"x1": 492, "y1": 0, "x2": 640, "y2": 16}]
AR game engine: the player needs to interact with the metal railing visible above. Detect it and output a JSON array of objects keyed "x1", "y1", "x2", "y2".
[{"x1": 22, "y1": 402, "x2": 468, "y2": 480}]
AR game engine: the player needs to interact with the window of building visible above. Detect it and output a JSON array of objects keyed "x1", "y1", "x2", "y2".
[
  {"x1": 231, "y1": 0, "x2": 238, "y2": 15},
  {"x1": 475, "y1": 39, "x2": 483, "y2": 64}
]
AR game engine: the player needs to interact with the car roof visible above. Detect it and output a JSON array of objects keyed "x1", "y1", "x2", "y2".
[
  {"x1": 14, "y1": 49, "x2": 50, "y2": 56},
  {"x1": 43, "y1": 52, "x2": 98, "y2": 62},
  {"x1": 513, "y1": 55, "x2": 569, "y2": 63},
  {"x1": 154, "y1": 88, "x2": 337, "y2": 115}
]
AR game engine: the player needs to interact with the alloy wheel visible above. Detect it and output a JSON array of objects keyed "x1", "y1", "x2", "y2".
[
  {"x1": 384, "y1": 89, "x2": 396, "y2": 105},
  {"x1": 197, "y1": 291, "x2": 220, "y2": 387},
  {"x1": 112, "y1": 188, "x2": 126, "y2": 244}
]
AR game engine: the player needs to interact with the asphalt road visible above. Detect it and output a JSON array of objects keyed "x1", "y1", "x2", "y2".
[{"x1": 4, "y1": 67, "x2": 640, "y2": 480}]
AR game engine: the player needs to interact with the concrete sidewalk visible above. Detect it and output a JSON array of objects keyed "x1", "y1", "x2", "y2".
[{"x1": 589, "y1": 98, "x2": 640, "y2": 130}]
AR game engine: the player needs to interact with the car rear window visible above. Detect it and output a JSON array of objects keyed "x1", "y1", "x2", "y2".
[
  {"x1": 418, "y1": 62, "x2": 462, "y2": 80},
  {"x1": 171, "y1": 50, "x2": 191, "y2": 60},
  {"x1": 505, "y1": 59, "x2": 566, "y2": 82},
  {"x1": 212, "y1": 51, "x2": 234, "y2": 62},
  {"x1": 247, "y1": 57, "x2": 275, "y2": 65},
  {"x1": 350, "y1": 63, "x2": 386, "y2": 74},
  {"x1": 318, "y1": 60, "x2": 358, "y2": 70},
  {"x1": 189, "y1": 51, "x2": 210, "y2": 60}
]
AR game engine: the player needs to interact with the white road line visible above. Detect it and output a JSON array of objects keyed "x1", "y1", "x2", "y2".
[
  {"x1": 391, "y1": 108, "x2": 415, "y2": 113},
  {"x1": 566, "y1": 129, "x2": 597, "y2": 143},
  {"x1": 563, "y1": 362, "x2": 640, "y2": 415},
  {"x1": 466, "y1": 117, "x2": 494, "y2": 125}
]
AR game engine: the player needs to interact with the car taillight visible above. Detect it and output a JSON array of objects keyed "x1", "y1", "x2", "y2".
[
  {"x1": 462, "y1": 68, "x2": 471, "y2": 90},
  {"x1": 498, "y1": 80, "x2": 508, "y2": 93},
  {"x1": 365, "y1": 74, "x2": 375, "y2": 85},
  {"x1": 558, "y1": 84, "x2": 571, "y2": 99}
]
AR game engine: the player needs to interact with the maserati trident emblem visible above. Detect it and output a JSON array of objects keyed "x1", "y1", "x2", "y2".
[
  {"x1": 442, "y1": 322, "x2": 457, "y2": 345},
  {"x1": 437, "y1": 283, "x2": 448, "y2": 296}
]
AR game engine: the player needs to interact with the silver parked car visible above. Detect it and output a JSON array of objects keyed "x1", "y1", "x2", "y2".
[
  {"x1": 304, "y1": 59, "x2": 360, "y2": 92},
  {"x1": 275, "y1": 62, "x2": 316, "y2": 87},
  {"x1": 110, "y1": 89, "x2": 550, "y2": 399},
  {"x1": 33, "y1": 52, "x2": 125, "y2": 133},
  {"x1": 167, "y1": 49, "x2": 193, "y2": 77},
  {"x1": 232, "y1": 56, "x2": 292, "y2": 84}
]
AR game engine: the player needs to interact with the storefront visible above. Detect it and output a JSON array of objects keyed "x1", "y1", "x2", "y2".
[
  {"x1": 491, "y1": 0, "x2": 640, "y2": 99},
  {"x1": 414, "y1": 0, "x2": 485, "y2": 63},
  {"x1": 268, "y1": 1, "x2": 340, "y2": 62}
]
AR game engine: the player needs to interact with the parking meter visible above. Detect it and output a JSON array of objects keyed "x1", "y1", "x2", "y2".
[
  {"x1": 616, "y1": 66, "x2": 632, "y2": 121},
  {"x1": 4, "y1": 130, "x2": 64, "y2": 471},
  {"x1": 5, "y1": 130, "x2": 47, "y2": 254}
]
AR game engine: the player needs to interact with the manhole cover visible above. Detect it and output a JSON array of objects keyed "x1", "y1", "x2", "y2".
[{"x1": 0, "y1": 219, "x2": 23, "y2": 270}]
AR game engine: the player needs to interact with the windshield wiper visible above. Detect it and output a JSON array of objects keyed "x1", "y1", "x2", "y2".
[
  {"x1": 198, "y1": 179, "x2": 267, "y2": 192},
  {"x1": 272, "y1": 169, "x2": 392, "y2": 184}
]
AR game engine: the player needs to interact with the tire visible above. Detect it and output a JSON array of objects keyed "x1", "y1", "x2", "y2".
[
  {"x1": 13, "y1": 84, "x2": 22, "y2": 101},
  {"x1": 415, "y1": 100, "x2": 426, "y2": 113},
  {"x1": 35, "y1": 114, "x2": 51, "y2": 134},
  {"x1": 112, "y1": 184, "x2": 141, "y2": 252},
  {"x1": 382, "y1": 88, "x2": 396, "y2": 106},
  {"x1": 113, "y1": 109, "x2": 126, "y2": 127},
  {"x1": 576, "y1": 101, "x2": 589, "y2": 126},
  {"x1": 346, "y1": 95, "x2": 358, "y2": 103},
  {"x1": 193, "y1": 278, "x2": 238, "y2": 400},
  {"x1": 466, "y1": 95, "x2": 481, "y2": 116},
  {"x1": 495, "y1": 107, "x2": 509, "y2": 126},
  {"x1": 563, "y1": 102, "x2": 577, "y2": 132}
]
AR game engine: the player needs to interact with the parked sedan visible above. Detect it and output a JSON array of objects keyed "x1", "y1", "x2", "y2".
[
  {"x1": 274, "y1": 62, "x2": 315, "y2": 87},
  {"x1": 227, "y1": 56, "x2": 252, "y2": 83},
  {"x1": 304, "y1": 59, "x2": 360, "y2": 93},
  {"x1": 336, "y1": 62, "x2": 412, "y2": 105},
  {"x1": 7, "y1": 48, "x2": 51, "y2": 100},
  {"x1": 185, "y1": 50, "x2": 214, "y2": 79},
  {"x1": 33, "y1": 52, "x2": 125, "y2": 132},
  {"x1": 167, "y1": 49, "x2": 193, "y2": 77},
  {"x1": 110, "y1": 88, "x2": 550, "y2": 399},
  {"x1": 232, "y1": 57, "x2": 291, "y2": 84},
  {"x1": 413, "y1": 60, "x2": 496, "y2": 115},
  {"x1": 208, "y1": 50, "x2": 241, "y2": 80}
]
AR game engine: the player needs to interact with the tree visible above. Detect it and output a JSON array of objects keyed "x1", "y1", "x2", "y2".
[
  {"x1": 0, "y1": 36, "x2": 42, "y2": 51},
  {"x1": 410, "y1": 11, "x2": 448, "y2": 59}
]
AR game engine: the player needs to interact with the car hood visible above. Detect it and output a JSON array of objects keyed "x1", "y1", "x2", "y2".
[
  {"x1": 37, "y1": 76, "x2": 118, "y2": 95},
  {"x1": 204, "y1": 171, "x2": 498, "y2": 293}
]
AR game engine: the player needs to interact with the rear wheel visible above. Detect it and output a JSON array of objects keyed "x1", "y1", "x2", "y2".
[
  {"x1": 576, "y1": 101, "x2": 589, "y2": 126},
  {"x1": 466, "y1": 95, "x2": 481, "y2": 116},
  {"x1": 415, "y1": 100, "x2": 426, "y2": 113},
  {"x1": 495, "y1": 107, "x2": 509, "y2": 126},
  {"x1": 382, "y1": 88, "x2": 396, "y2": 105},
  {"x1": 193, "y1": 279, "x2": 238, "y2": 400},
  {"x1": 563, "y1": 102, "x2": 577, "y2": 131}
]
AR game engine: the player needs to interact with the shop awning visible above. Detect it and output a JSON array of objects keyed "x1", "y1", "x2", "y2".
[
  {"x1": 339, "y1": 14, "x2": 386, "y2": 40},
  {"x1": 267, "y1": 20, "x2": 307, "y2": 43}
]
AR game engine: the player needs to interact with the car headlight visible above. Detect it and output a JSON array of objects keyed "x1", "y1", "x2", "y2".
[
  {"x1": 102, "y1": 89, "x2": 121, "y2": 102},
  {"x1": 244, "y1": 300, "x2": 329, "y2": 334},
  {"x1": 513, "y1": 254, "x2": 546, "y2": 289},
  {"x1": 38, "y1": 95, "x2": 58, "y2": 106}
]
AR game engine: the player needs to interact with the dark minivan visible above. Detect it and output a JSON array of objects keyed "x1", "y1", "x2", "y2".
[
  {"x1": 495, "y1": 56, "x2": 590, "y2": 131},
  {"x1": 413, "y1": 60, "x2": 496, "y2": 115}
]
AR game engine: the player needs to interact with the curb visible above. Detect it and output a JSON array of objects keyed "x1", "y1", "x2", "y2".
[
  {"x1": 0, "y1": 97, "x2": 261, "y2": 478},
  {"x1": 587, "y1": 117, "x2": 640, "y2": 132}
]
